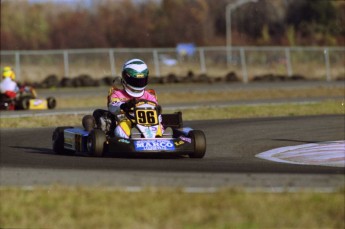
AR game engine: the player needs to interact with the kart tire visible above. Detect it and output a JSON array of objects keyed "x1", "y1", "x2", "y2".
[
  {"x1": 52, "y1": 126, "x2": 74, "y2": 154},
  {"x1": 0, "y1": 94, "x2": 14, "y2": 110},
  {"x1": 87, "y1": 129, "x2": 106, "y2": 157},
  {"x1": 47, "y1": 97, "x2": 56, "y2": 109},
  {"x1": 82, "y1": 115, "x2": 96, "y2": 131},
  {"x1": 18, "y1": 97, "x2": 30, "y2": 110},
  {"x1": 188, "y1": 130, "x2": 206, "y2": 158}
]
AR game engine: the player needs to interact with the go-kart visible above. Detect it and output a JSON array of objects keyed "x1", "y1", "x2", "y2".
[
  {"x1": 52, "y1": 99, "x2": 206, "y2": 158},
  {"x1": 0, "y1": 86, "x2": 56, "y2": 111}
]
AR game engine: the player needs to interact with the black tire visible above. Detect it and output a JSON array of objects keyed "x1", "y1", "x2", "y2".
[
  {"x1": 82, "y1": 115, "x2": 95, "y2": 131},
  {"x1": 52, "y1": 126, "x2": 73, "y2": 154},
  {"x1": 188, "y1": 130, "x2": 206, "y2": 158},
  {"x1": 0, "y1": 94, "x2": 14, "y2": 110},
  {"x1": 87, "y1": 129, "x2": 106, "y2": 157},
  {"x1": 17, "y1": 96, "x2": 30, "y2": 110},
  {"x1": 47, "y1": 97, "x2": 56, "y2": 109}
]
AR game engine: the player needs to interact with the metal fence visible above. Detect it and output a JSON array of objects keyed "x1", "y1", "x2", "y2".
[{"x1": 1, "y1": 46, "x2": 344, "y2": 83}]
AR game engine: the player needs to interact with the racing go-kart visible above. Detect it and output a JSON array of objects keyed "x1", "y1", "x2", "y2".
[
  {"x1": 0, "y1": 86, "x2": 56, "y2": 111},
  {"x1": 52, "y1": 99, "x2": 206, "y2": 158}
]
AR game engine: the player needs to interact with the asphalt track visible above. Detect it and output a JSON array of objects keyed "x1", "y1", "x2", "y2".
[{"x1": 1, "y1": 115, "x2": 344, "y2": 191}]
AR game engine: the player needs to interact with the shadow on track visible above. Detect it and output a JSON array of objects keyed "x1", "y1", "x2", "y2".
[
  {"x1": 10, "y1": 145, "x2": 185, "y2": 160},
  {"x1": 10, "y1": 146, "x2": 54, "y2": 155}
]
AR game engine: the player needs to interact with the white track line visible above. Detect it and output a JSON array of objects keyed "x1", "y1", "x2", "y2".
[{"x1": 256, "y1": 140, "x2": 345, "y2": 167}]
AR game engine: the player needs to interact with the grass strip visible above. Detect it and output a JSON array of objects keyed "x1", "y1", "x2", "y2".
[
  {"x1": 55, "y1": 86, "x2": 344, "y2": 108},
  {"x1": 0, "y1": 187, "x2": 343, "y2": 229},
  {"x1": 180, "y1": 100, "x2": 344, "y2": 120},
  {"x1": 1, "y1": 100, "x2": 343, "y2": 128}
]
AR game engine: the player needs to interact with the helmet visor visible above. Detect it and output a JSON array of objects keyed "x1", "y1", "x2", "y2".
[{"x1": 124, "y1": 73, "x2": 148, "y2": 88}]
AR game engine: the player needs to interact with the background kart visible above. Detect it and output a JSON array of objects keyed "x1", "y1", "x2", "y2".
[
  {"x1": 52, "y1": 100, "x2": 206, "y2": 158},
  {"x1": 0, "y1": 86, "x2": 56, "y2": 110}
]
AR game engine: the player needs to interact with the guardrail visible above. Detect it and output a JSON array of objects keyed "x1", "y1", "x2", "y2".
[{"x1": 1, "y1": 46, "x2": 344, "y2": 83}]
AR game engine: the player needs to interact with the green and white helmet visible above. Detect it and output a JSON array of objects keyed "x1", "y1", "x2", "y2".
[{"x1": 121, "y1": 58, "x2": 149, "y2": 97}]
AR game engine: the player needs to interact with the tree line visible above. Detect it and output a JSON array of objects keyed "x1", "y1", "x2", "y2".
[{"x1": 1, "y1": 0, "x2": 344, "y2": 50}]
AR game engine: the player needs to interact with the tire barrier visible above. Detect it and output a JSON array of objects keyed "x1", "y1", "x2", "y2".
[
  {"x1": 252, "y1": 74, "x2": 306, "y2": 82},
  {"x1": 24, "y1": 71, "x2": 343, "y2": 88}
]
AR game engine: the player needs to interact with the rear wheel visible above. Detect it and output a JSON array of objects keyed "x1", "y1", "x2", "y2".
[
  {"x1": 82, "y1": 115, "x2": 95, "y2": 131},
  {"x1": 47, "y1": 97, "x2": 56, "y2": 109},
  {"x1": 0, "y1": 94, "x2": 14, "y2": 110},
  {"x1": 52, "y1": 126, "x2": 73, "y2": 154},
  {"x1": 87, "y1": 129, "x2": 106, "y2": 157},
  {"x1": 188, "y1": 130, "x2": 206, "y2": 158}
]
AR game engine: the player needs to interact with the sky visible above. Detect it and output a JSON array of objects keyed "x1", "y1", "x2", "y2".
[
  {"x1": 27, "y1": 0, "x2": 155, "y2": 4},
  {"x1": 28, "y1": 0, "x2": 95, "y2": 7},
  {"x1": 28, "y1": 0, "x2": 92, "y2": 3},
  {"x1": 24, "y1": 0, "x2": 156, "y2": 9}
]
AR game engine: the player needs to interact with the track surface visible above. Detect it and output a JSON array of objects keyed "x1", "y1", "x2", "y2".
[{"x1": 1, "y1": 115, "x2": 344, "y2": 190}]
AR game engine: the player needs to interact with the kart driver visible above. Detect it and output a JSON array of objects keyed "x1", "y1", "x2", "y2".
[
  {"x1": 0, "y1": 67, "x2": 19, "y2": 109},
  {"x1": 0, "y1": 66, "x2": 19, "y2": 96},
  {"x1": 93, "y1": 58, "x2": 164, "y2": 138}
]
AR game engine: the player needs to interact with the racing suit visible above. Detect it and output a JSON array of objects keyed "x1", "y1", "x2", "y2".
[
  {"x1": 98, "y1": 87, "x2": 163, "y2": 138},
  {"x1": 0, "y1": 77, "x2": 19, "y2": 110},
  {"x1": 0, "y1": 77, "x2": 19, "y2": 97}
]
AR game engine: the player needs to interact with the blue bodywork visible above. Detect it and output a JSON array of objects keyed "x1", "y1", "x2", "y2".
[
  {"x1": 64, "y1": 128, "x2": 89, "y2": 153},
  {"x1": 62, "y1": 127, "x2": 195, "y2": 155}
]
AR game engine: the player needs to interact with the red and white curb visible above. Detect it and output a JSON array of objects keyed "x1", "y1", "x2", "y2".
[{"x1": 256, "y1": 140, "x2": 345, "y2": 167}]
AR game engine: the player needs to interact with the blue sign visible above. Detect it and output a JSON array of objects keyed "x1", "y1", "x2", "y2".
[
  {"x1": 135, "y1": 140, "x2": 175, "y2": 151},
  {"x1": 176, "y1": 43, "x2": 195, "y2": 56}
]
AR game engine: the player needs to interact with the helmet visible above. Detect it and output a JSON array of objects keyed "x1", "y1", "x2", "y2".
[
  {"x1": 2, "y1": 66, "x2": 16, "y2": 80},
  {"x1": 121, "y1": 59, "x2": 149, "y2": 97}
]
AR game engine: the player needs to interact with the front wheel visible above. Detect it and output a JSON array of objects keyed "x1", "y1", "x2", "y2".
[
  {"x1": 87, "y1": 129, "x2": 106, "y2": 157},
  {"x1": 17, "y1": 96, "x2": 30, "y2": 110},
  {"x1": 188, "y1": 130, "x2": 206, "y2": 158}
]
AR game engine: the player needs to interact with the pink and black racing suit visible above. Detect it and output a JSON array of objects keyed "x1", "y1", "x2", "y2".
[{"x1": 107, "y1": 87, "x2": 162, "y2": 138}]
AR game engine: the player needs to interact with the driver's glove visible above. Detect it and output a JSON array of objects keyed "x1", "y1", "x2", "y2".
[
  {"x1": 120, "y1": 102, "x2": 130, "y2": 111},
  {"x1": 120, "y1": 98, "x2": 136, "y2": 111}
]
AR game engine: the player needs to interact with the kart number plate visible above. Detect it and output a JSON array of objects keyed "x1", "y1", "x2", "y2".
[
  {"x1": 135, "y1": 109, "x2": 158, "y2": 126},
  {"x1": 134, "y1": 140, "x2": 175, "y2": 151}
]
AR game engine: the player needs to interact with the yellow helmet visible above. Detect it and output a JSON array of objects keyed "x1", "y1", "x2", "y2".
[{"x1": 3, "y1": 66, "x2": 16, "y2": 80}]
